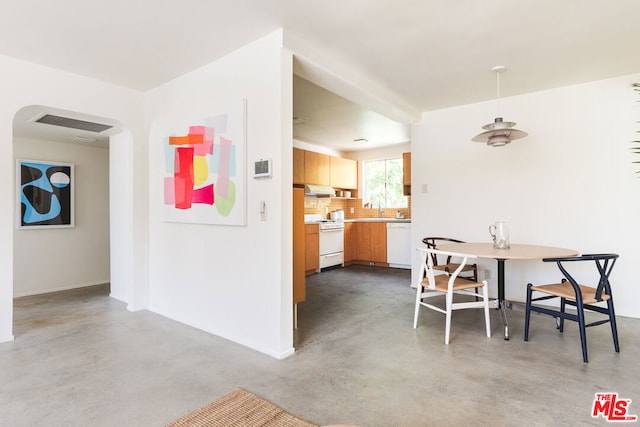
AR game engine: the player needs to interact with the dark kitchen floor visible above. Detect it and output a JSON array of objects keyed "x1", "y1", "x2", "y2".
[{"x1": 1, "y1": 265, "x2": 639, "y2": 426}]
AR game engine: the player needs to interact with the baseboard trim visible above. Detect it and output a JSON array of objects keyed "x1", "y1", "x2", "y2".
[
  {"x1": 13, "y1": 281, "x2": 110, "y2": 298},
  {"x1": 0, "y1": 334, "x2": 15, "y2": 343}
]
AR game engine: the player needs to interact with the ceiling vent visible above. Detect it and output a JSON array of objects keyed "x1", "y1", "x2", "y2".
[
  {"x1": 34, "y1": 114, "x2": 113, "y2": 133},
  {"x1": 72, "y1": 136, "x2": 98, "y2": 143}
]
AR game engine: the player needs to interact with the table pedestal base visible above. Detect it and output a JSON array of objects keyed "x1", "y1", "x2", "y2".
[
  {"x1": 499, "y1": 300, "x2": 509, "y2": 340},
  {"x1": 497, "y1": 259, "x2": 509, "y2": 340}
]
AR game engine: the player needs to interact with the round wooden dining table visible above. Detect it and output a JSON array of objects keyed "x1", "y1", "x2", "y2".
[{"x1": 437, "y1": 242, "x2": 579, "y2": 340}]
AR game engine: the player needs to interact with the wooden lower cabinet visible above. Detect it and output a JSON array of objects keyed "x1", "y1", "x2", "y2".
[
  {"x1": 370, "y1": 222, "x2": 387, "y2": 264},
  {"x1": 355, "y1": 222, "x2": 371, "y2": 261},
  {"x1": 305, "y1": 224, "x2": 319, "y2": 275},
  {"x1": 344, "y1": 222, "x2": 356, "y2": 263},
  {"x1": 353, "y1": 222, "x2": 387, "y2": 265},
  {"x1": 306, "y1": 220, "x2": 390, "y2": 274}
]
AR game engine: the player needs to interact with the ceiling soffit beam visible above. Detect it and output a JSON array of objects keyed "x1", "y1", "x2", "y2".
[{"x1": 284, "y1": 31, "x2": 420, "y2": 126}]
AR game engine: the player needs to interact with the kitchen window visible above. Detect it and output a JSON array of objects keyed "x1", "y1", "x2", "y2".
[{"x1": 362, "y1": 157, "x2": 408, "y2": 208}]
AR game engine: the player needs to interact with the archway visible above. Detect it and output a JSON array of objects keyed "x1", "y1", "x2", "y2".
[{"x1": 12, "y1": 105, "x2": 135, "y2": 336}]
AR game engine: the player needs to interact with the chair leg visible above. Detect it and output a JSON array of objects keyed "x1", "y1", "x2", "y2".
[
  {"x1": 576, "y1": 299, "x2": 589, "y2": 363},
  {"x1": 607, "y1": 298, "x2": 620, "y2": 353},
  {"x1": 483, "y1": 283, "x2": 491, "y2": 338},
  {"x1": 524, "y1": 283, "x2": 532, "y2": 341},
  {"x1": 413, "y1": 286, "x2": 422, "y2": 329},
  {"x1": 473, "y1": 267, "x2": 479, "y2": 302},
  {"x1": 558, "y1": 297, "x2": 565, "y2": 332},
  {"x1": 444, "y1": 292, "x2": 453, "y2": 345}
]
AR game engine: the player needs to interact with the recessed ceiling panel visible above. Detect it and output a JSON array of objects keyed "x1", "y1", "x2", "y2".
[
  {"x1": 293, "y1": 76, "x2": 410, "y2": 151},
  {"x1": 34, "y1": 114, "x2": 113, "y2": 133}
]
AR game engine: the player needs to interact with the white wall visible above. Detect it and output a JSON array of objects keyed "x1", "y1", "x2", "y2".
[
  {"x1": 145, "y1": 30, "x2": 295, "y2": 358},
  {"x1": 411, "y1": 73, "x2": 640, "y2": 318},
  {"x1": 0, "y1": 54, "x2": 145, "y2": 342},
  {"x1": 13, "y1": 137, "x2": 110, "y2": 297},
  {"x1": 108, "y1": 131, "x2": 136, "y2": 304}
]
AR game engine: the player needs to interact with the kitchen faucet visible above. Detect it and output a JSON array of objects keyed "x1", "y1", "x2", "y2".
[{"x1": 378, "y1": 202, "x2": 384, "y2": 218}]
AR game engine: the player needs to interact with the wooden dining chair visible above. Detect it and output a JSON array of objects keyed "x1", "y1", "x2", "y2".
[
  {"x1": 414, "y1": 246, "x2": 491, "y2": 344},
  {"x1": 524, "y1": 253, "x2": 620, "y2": 363},
  {"x1": 421, "y1": 237, "x2": 478, "y2": 282}
]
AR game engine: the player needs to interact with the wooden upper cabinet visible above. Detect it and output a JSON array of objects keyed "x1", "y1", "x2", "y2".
[
  {"x1": 294, "y1": 148, "x2": 357, "y2": 190},
  {"x1": 330, "y1": 156, "x2": 357, "y2": 189},
  {"x1": 304, "y1": 151, "x2": 331, "y2": 185},
  {"x1": 293, "y1": 147, "x2": 305, "y2": 185},
  {"x1": 403, "y1": 152, "x2": 411, "y2": 196}
]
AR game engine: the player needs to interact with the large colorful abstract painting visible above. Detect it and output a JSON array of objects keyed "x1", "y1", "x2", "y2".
[
  {"x1": 158, "y1": 100, "x2": 246, "y2": 225},
  {"x1": 17, "y1": 159, "x2": 74, "y2": 228}
]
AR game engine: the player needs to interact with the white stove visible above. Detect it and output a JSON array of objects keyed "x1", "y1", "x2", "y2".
[
  {"x1": 304, "y1": 214, "x2": 344, "y2": 229},
  {"x1": 304, "y1": 214, "x2": 345, "y2": 270}
]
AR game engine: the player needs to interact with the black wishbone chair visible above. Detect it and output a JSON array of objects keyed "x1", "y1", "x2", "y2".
[{"x1": 524, "y1": 253, "x2": 619, "y2": 363}]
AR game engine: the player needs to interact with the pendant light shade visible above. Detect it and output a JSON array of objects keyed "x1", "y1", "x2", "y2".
[
  {"x1": 472, "y1": 66, "x2": 527, "y2": 147},
  {"x1": 472, "y1": 117, "x2": 528, "y2": 147}
]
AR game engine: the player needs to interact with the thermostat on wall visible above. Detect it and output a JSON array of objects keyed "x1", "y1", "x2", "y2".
[{"x1": 253, "y1": 158, "x2": 272, "y2": 178}]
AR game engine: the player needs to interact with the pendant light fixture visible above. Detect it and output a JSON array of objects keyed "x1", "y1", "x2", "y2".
[{"x1": 472, "y1": 65, "x2": 527, "y2": 147}]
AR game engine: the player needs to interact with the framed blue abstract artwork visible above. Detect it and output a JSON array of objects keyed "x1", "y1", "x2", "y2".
[{"x1": 17, "y1": 159, "x2": 74, "y2": 229}]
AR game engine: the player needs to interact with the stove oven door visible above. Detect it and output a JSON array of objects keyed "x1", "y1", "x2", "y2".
[{"x1": 319, "y1": 227, "x2": 344, "y2": 270}]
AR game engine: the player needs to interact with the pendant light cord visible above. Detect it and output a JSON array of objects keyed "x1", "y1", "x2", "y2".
[
  {"x1": 472, "y1": 65, "x2": 528, "y2": 145},
  {"x1": 495, "y1": 69, "x2": 501, "y2": 118}
]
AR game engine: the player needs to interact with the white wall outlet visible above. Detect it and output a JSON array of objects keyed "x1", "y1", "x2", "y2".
[
  {"x1": 350, "y1": 207, "x2": 354, "y2": 213},
  {"x1": 484, "y1": 270, "x2": 492, "y2": 279},
  {"x1": 421, "y1": 183, "x2": 429, "y2": 193}
]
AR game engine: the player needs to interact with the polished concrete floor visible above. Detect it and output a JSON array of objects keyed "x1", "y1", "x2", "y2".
[{"x1": 1, "y1": 265, "x2": 639, "y2": 426}]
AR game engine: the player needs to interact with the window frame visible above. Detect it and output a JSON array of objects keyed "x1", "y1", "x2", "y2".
[{"x1": 362, "y1": 157, "x2": 408, "y2": 209}]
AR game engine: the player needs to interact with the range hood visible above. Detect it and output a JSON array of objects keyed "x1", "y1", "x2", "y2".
[{"x1": 304, "y1": 184, "x2": 336, "y2": 197}]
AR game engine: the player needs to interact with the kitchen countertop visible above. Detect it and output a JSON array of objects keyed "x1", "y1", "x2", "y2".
[
  {"x1": 347, "y1": 218, "x2": 411, "y2": 223},
  {"x1": 304, "y1": 218, "x2": 411, "y2": 224}
]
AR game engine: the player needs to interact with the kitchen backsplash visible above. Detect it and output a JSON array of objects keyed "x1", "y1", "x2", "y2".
[{"x1": 304, "y1": 196, "x2": 411, "y2": 220}]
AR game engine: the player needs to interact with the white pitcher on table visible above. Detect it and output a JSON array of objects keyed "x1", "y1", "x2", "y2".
[{"x1": 489, "y1": 221, "x2": 510, "y2": 249}]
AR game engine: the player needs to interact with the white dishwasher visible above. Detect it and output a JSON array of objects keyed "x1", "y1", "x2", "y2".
[{"x1": 386, "y1": 222, "x2": 412, "y2": 269}]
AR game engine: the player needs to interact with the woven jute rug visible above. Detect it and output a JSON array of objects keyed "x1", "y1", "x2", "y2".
[{"x1": 166, "y1": 388, "x2": 319, "y2": 427}]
